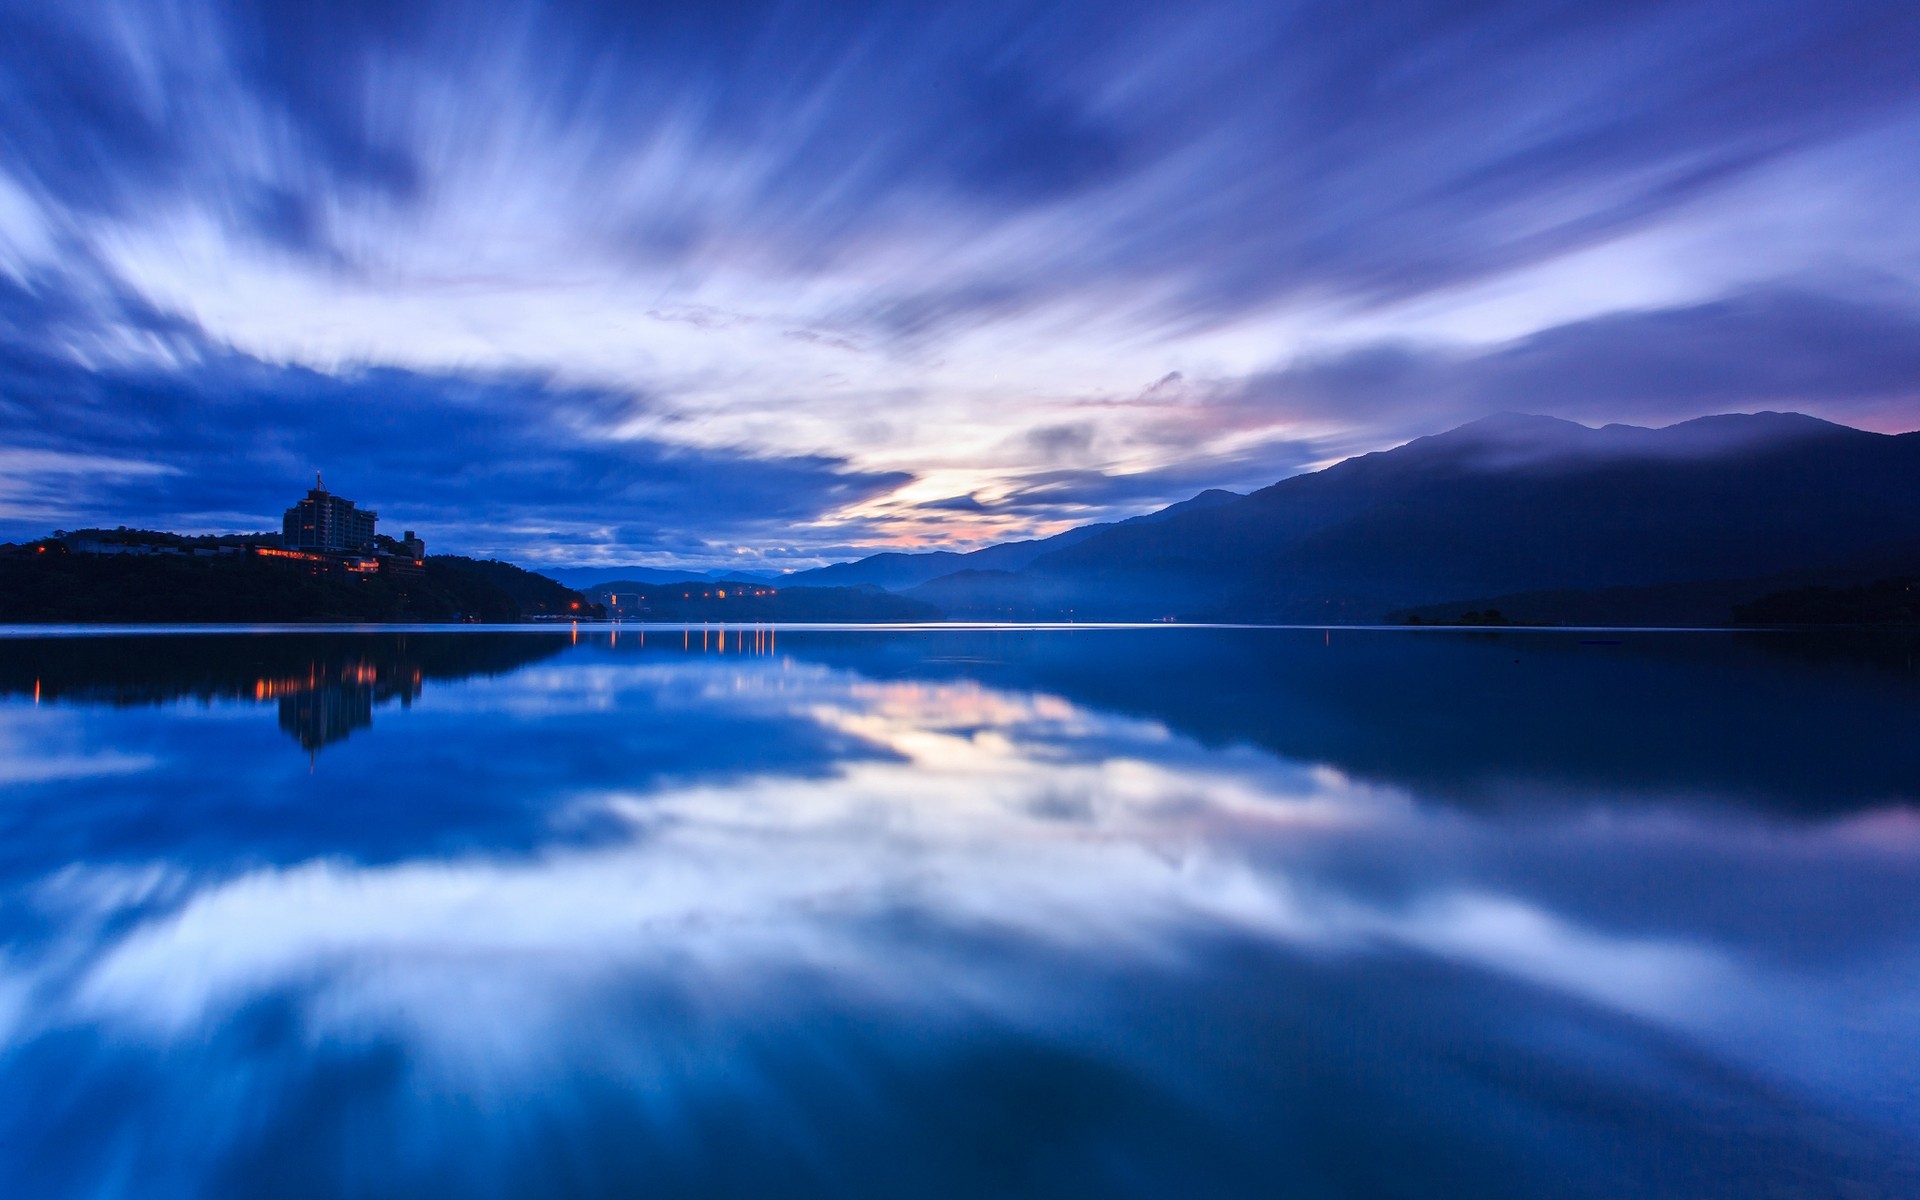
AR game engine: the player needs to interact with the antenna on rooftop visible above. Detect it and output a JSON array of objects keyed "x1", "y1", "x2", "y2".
[{"x1": 316, "y1": 471, "x2": 325, "y2": 491}]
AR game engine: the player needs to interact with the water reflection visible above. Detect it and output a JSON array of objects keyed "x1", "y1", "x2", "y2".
[
  {"x1": 777, "y1": 627, "x2": 1920, "y2": 813},
  {"x1": 0, "y1": 632, "x2": 567, "y2": 755},
  {"x1": 0, "y1": 628, "x2": 1914, "y2": 1198}
]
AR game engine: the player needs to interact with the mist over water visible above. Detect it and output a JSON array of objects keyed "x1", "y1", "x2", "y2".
[{"x1": 0, "y1": 627, "x2": 1915, "y2": 1198}]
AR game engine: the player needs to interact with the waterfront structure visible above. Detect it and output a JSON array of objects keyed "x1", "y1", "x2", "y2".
[{"x1": 283, "y1": 474, "x2": 377, "y2": 553}]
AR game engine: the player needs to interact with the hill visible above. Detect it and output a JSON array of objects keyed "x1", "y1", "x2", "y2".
[
  {"x1": 0, "y1": 545, "x2": 602, "y2": 623},
  {"x1": 782, "y1": 488, "x2": 1244, "y2": 591},
  {"x1": 1733, "y1": 577, "x2": 1920, "y2": 627},
  {"x1": 429, "y1": 555, "x2": 596, "y2": 618},
  {"x1": 926, "y1": 412, "x2": 1920, "y2": 623}
]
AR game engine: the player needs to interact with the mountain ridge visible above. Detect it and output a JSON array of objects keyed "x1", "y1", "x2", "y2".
[
  {"x1": 921, "y1": 411, "x2": 1920, "y2": 622},
  {"x1": 779, "y1": 486, "x2": 1246, "y2": 591}
]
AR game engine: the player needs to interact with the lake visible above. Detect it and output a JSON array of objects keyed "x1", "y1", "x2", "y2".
[{"x1": 0, "y1": 625, "x2": 1916, "y2": 1198}]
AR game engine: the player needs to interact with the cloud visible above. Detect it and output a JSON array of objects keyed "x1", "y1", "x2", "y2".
[
  {"x1": 782, "y1": 328, "x2": 863, "y2": 353},
  {"x1": 0, "y1": 647, "x2": 1910, "y2": 1194},
  {"x1": 919, "y1": 494, "x2": 991, "y2": 513},
  {"x1": 1022, "y1": 423, "x2": 1099, "y2": 464},
  {"x1": 989, "y1": 438, "x2": 1323, "y2": 514},
  {"x1": 0, "y1": 276, "x2": 910, "y2": 564},
  {"x1": 1221, "y1": 286, "x2": 1920, "y2": 439},
  {"x1": 1467, "y1": 287, "x2": 1920, "y2": 423},
  {"x1": 0, "y1": 2, "x2": 1916, "y2": 561},
  {"x1": 46, "y1": 661, "x2": 1728, "y2": 1042},
  {"x1": 4, "y1": 2, "x2": 1916, "y2": 327}
]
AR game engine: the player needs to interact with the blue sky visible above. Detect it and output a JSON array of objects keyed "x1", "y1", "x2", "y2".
[{"x1": 1, "y1": 0, "x2": 1916, "y2": 568}]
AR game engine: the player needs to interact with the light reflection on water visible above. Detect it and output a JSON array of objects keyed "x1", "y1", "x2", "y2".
[{"x1": 0, "y1": 627, "x2": 1916, "y2": 1198}]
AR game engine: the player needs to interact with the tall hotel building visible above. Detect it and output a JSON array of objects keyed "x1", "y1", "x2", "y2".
[{"x1": 282, "y1": 475, "x2": 378, "y2": 553}]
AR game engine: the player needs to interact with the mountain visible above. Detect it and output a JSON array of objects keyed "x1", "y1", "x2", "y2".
[
  {"x1": 542, "y1": 566, "x2": 781, "y2": 589},
  {"x1": 928, "y1": 412, "x2": 1920, "y2": 623},
  {"x1": 537, "y1": 491, "x2": 1251, "y2": 595},
  {"x1": 1112, "y1": 487, "x2": 1247, "y2": 525},
  {"x1": 782, "y1": 488, "x2": 1245, "y2": 591},
  {"x1": 584, "y1": 580, "x2": 940, "y2": 622}
]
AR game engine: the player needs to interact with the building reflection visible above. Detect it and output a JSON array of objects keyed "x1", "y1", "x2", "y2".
[
  {"x1": 0, "y1": 632, "x2": 566, "y2": 758},
  {"x1": 262, "y1": 658, "x2": 424, "y2": 753},
  {"x1": 0, "y1": 623, "x2": 802, "y2": 759},
  {"x1": 281, "y1": 686, "x2": 375, "y2": 753}
]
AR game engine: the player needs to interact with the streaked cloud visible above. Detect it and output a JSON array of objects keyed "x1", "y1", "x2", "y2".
[
  {"x1": 1213, "y1": 286, "x2": 1920, "y2": 444},
  {"x1": 0, "y1": 0, "x2": 1915, "y2": 561}
]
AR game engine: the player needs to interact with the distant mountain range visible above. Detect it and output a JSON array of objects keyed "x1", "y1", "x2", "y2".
[
  {"x1": 542, "y1": 566, "x2": 782, "y2": 589},
  {"x1": 582, "y1": 579, "x2": 940, "y2": 623},
  {"x1": 544, "y1": 487, "x2": 1245, "y2": 594},
  {"x1": 778, "y1": 488, "x2": 1246, "y2": 591},
  {"x1": 895, "y1": 412, "x2": 1920, "y2": 624},
  {"x1": 553, "y1": 411, "x2": 1920, "y2": 626}
]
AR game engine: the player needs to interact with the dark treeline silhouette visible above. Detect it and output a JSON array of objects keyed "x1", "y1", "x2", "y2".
[
  {"x1": 430, "y1": 555, "x2": 596, "y2": 618},
  {"x1": 0, "y1": 550, "x2": 600, "y2": 624},
  {"x1": 1734, "y1": 577, "x2": 1920, "y2": 627}
]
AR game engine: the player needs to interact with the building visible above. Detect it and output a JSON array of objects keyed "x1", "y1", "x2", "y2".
[{"x1": 282, "y1": 474, "x2": 378, "y2": 553}]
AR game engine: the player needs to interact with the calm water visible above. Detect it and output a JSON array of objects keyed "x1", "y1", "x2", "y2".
[{"x1": 0, "y1": 625, "x2": 1916, "y2": 1199}]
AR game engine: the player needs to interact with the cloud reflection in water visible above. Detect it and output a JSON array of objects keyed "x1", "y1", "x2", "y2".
[{"x1": 0, "y1": 630, "x2": 1916, "y2": 1198}]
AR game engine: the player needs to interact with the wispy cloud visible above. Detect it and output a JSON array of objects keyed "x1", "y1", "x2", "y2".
[
  {"x1": 0, "y1": 274, "x2": 909, "y2": 566},
  {"x1": 0, "y1": 1, "x2": 1915, "y2": 561},
  {"x1": 1210, "y1": 286, "x2": 1920, "y2": 444}
]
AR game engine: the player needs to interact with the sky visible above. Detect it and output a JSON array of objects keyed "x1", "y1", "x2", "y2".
[{"x1": 1, "y1": 0, "x2": 1917, "y2": 569}]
